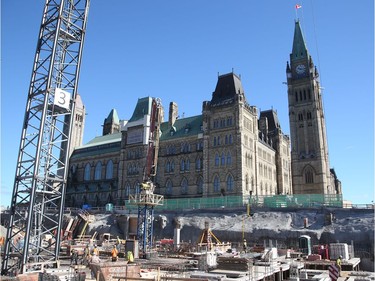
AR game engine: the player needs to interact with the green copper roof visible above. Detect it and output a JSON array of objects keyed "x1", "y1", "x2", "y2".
[
  {"x1": 71, "y1": 114, "x2": 203, "y2": 159},
  {"x1": 84, "y1": 132, "x2": 121, "y2": 147},
  {"x1": 160, "y1": 115, "x2": 203, "y2": 141},
  {"x1": 129, "y1": 97, "x2": 153, "y2": 122},
  {"x1": 291, "y1": 20, "x2": 309, "y2": 61},
  {"x1": 104, "y1": 109, "x2": 119, "y2": 124},
  {"x1": 71, "y1": 132, "x2": 121, "y2": 159}
]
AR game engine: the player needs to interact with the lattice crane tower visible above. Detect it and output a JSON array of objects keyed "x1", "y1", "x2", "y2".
[{"x1": 1, "y1": 0, "x2": 90, "y2": 275}]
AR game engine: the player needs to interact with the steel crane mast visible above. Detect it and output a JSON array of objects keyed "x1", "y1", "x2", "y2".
[{"x1": 1, "y1": 0, "x2": 90, "y2": 275}]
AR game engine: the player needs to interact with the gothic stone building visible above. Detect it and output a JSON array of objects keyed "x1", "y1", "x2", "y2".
[
  {"x1": 66, "y1": 73, "x2": 292, "y2": 207},
  {"x1": 65, "y1": 20, "x2": 341, "y2": 208}
]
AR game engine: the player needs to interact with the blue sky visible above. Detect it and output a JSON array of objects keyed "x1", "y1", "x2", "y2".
[{"x1": 1, "y1": 0, "x2": 374, "y2": 206}]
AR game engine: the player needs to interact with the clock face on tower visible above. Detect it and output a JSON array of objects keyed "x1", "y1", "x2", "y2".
[{"x1": 295, "y1": 64, "x2": 306, "y2": 75}]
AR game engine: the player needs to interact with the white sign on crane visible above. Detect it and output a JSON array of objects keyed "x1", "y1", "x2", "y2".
[{"x1": 54, "y1": 88, "x2": 71, "y2": 110}]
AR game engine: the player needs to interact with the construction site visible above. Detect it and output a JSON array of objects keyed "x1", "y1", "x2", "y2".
[
  {"x1": 1, "y1": 0, "x2": 374, "y2": 281},
  {"x1": 1, "y1": 203, "x2": 374, "y2": 280}
]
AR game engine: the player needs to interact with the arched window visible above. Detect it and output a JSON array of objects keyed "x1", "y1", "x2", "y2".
[
  {"x1": 171, "y1": 160, "x2": 175, "y2": 172},
  {"x1": 196, "y1": 157, "x2": 201, "y2": 171},
  {"x1": 166, "y1": 160, "x2": 170, "y2": 173},
  {"x1": 181, "y1": 178, "x2": 188, "y2": 194},
  {"x1": 180, "y1": 159, "x2": 185, "y2": 171},
  {"x1": 229, "y1": 134, "x2": 233, "y2": 144},
  {"x1": 95, "y1": 162, "x2": 102, "y2": 180},
  {"x1": 305, "y1": 167, "x2": 314, "y2": 183},
  {"x1": 215, "y1": 153, "x2": 219, "y2": 166},
  {"x1": 125, "y1": 182, "x2": 131, "y2": 197},
  {"x1": 245, "y1": 174, "x2": 249, "y2": 191},
  {"x1": 84, "y1": 163, "x2": 91, "y2": 181},
  {"x1": 185, "y1": 158, "x2": 190, "y2": 171},
  {"x1": 181, "y1": 142, "x2": 190, "y2": 153},
  {"x1": 227, "y1": 174, "x2": 234, "y2": 192},
  {"x1": 197, "y1": 177, "x2": 203, "y2": 194},
  {"x1": 135, "y1": 182, "x2": 140, "y2": 194},
  {"x1": 221, "y1": 152, "x2": 225, "y2": 166},
  {"x1": 226, "y1": 152, "x2": 232, "y2": 165},
  {"x1": 197, "y1": 140, "x2": 203, "y2": 150},
  {"x1": 166, "y1": 179, "x2": 173, "y2": 195},
  {"x1": 131, "y1": 163, "x2": 134, "y2": 174},
  {"x1": 106, "y1": 160, "x2": 114, "y2": 179},
  {"x1": 298, "y1": 113, "x2": 303, "y2": 121},
  {"x1": 213, "y1": 175, "x2": 220, "y2": 193},
  {"x1": 227, "y1": 117, "x2": 233, "y2": 126},
  {"x1": 118, "y1": 163, "x2": 121, "y2": 178}
]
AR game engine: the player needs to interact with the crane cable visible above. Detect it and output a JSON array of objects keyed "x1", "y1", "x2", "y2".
[{"x1": 309, "y1": 0, "x2": 323, "y2": 87}]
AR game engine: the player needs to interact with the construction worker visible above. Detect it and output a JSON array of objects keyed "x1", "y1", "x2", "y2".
[
  {"x1": 83, "y1": 245, "x2": 90, "y2": 265},
  {"x1": 92, "y1": 245, "x2": 99, "y2": 256},
  {"x1": 336, "y1": 255, "x2": 342, "y2": 276},
  {"x1": 127, "y1": 251, "x2": 134, "y2": 263},
  {"x1": 89, "y1": 253, "x2": 101, "y2": 279},
  {"x1": 70, "y1": 249, "x2": 78, "y2": 265},
  {"x1": 111, "y1": 245, "x2": 118, "y2": 262},
  {"x1": 243, "y1": 239, "x2": 247, "y2": 253}
]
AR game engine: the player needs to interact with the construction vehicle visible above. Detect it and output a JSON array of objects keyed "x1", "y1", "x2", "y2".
[
  {"x1": 129, "y1": 98, "x2": 164, "y2": 258},
  {"x1": 1, "y1": 0, "x2": 90, "y2": 275}
]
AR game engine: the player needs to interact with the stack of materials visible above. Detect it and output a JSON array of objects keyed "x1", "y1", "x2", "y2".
[
  {"x1": 216, "y1": 257, "x2": 251, "y2": 272},
  {"x1": 329, "y1": 243, "x2": 349, "y2": 260}
]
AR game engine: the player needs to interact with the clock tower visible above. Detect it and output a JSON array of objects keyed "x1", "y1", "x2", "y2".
[{"x1": 286, "y1": 20, "x2": 336, "y2": 195}]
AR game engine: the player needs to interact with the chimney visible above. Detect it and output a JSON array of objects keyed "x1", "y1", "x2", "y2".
[
  {"x1": 169, "y1": 102, "x2": 178, "y2": 127},
  {"x1": 259, "y1": 116, "x2": 268, "y2": 135}
]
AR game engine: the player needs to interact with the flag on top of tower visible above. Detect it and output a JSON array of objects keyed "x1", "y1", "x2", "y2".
[{"x1": 295, "y1": 4, "x2": 302, "y2": 9}]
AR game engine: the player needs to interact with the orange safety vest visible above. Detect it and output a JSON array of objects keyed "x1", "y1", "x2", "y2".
[
  {"x1": 111, "y1": 248, "x2": 118, "y2": 257},
  {"x1": 93, "y1": 247, "x2": 99, "y2": 256}
]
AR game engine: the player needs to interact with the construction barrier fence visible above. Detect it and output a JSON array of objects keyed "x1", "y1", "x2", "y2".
[{"x1": 124, "y1": 194, "x2": 343, "y2": 211}]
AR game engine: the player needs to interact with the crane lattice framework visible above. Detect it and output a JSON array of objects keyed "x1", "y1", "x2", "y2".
[{"x1": 1, "y1": 0, "x2": 90, "y2": 275}]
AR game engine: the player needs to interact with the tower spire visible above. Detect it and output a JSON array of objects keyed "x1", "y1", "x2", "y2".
[
  {"x1": 286, "y1": 19, "x2": 338, "y2": 196},
  {"x1": 291, "y1": 20, "x2": 308, "y2": 62}
]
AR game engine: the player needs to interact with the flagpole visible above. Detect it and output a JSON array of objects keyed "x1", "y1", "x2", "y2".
[{"x1": 295, "y1": 4, "x2": 302, "y2": 20}]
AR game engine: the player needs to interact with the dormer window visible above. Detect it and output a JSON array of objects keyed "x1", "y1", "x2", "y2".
[{"x1": 184, "y1": 123, "x2": 191, "y2": 133}]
